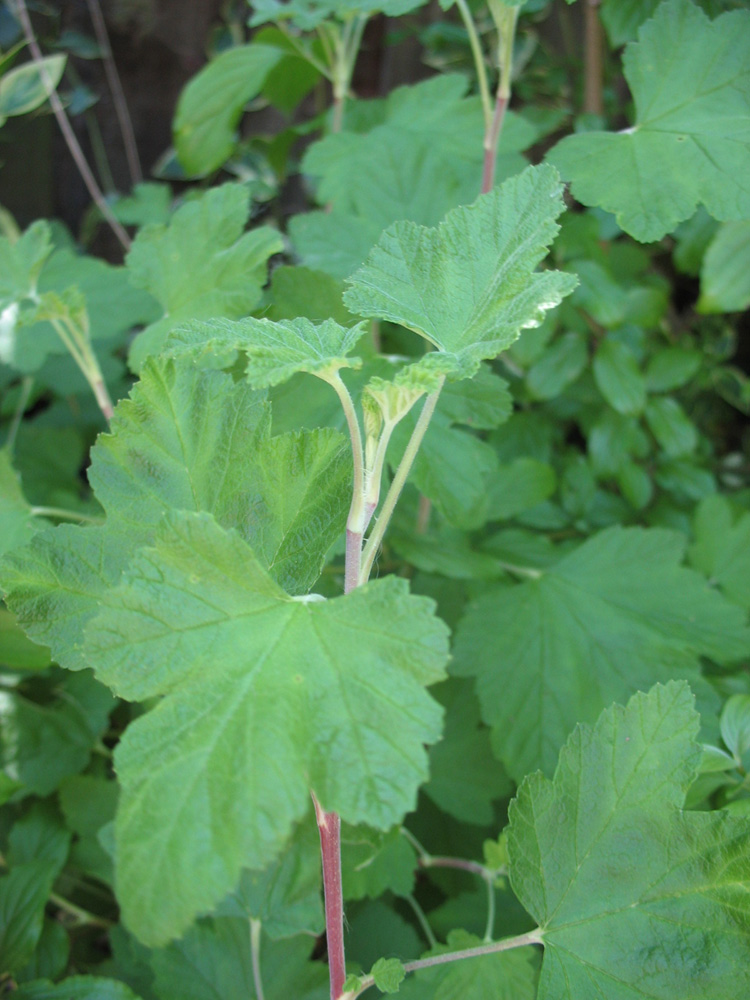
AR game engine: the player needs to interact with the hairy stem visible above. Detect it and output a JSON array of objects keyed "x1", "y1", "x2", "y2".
[
  {"x1": 12, "y1": 0, "x2": 131, "y2": 251},
  {"x1": 405, "y1": 894, "x2": 438, "y2": 950},
  {"x1": 84, "y1": 0, "x2": 143, "y2": 184},
  {"x1": 481, "y1": 90, "x2": 509, "y2": 194},
  {"x1": 313, "y1": 795, "x2": 346, "y2": 1000},
  {"x1": 250, "y1": 919, "x2": 266, "y2": 1000},
  {"x1": 359, "y1": 379, "x2": 445, "y2": 585}
]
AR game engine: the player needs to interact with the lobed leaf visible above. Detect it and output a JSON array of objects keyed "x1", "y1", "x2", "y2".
[
  {"x1": 344, "y1": 164, "x2": 577, "y2": 381},
  {"x1": 509, "y1": 681, "x2": 750, "y2": 999},
  {"x1": 83, "y1": 510, "x2": 449, "y2": 943}
]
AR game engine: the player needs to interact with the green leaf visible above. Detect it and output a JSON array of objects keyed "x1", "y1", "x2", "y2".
[
  {"x1": 600, "y1": 0, "x2": 737, "y2": 46},
  {"x1": 397, "y1": 931, "x2": 537, "y2": 1000},
  {"x1": 644, "y1": 347, "x2": 702, "y2": 392},
  {"x1": 689, "y1": 494, "x2": 750, "y2": 609},
  {"x1": 250, "y1": 0, "x2": 429, "y2": 31},
  {"x1": 645, "y1": 396, "x2": 698, "y2": 456},
  {"x1": 0, "y1": 608, "x2": 51, "y2": 670},
  {"x1": 7, "y1": 801, "x2": 71, "y2": 870},
  {"x1": 508, "y1": 681, "x2": 750, "y2": 999},
  {"x1": 0, "y1": 221, "x2": 52, "y2": 310},
  {"x1": 720, "y1": 694, "x2": 750, "y2": 766},
  {"x1": 593, "y1": 338, "x2": 646, "y2": 415},
  {"x1": 424, "y1": 680, "x2": 512, "y2": 825},
  {"x1": 454, "y1": 526, "x2": 750, "y2": 780},
  {"x1": 13, "y1": 978, "x2": 143, "y2": 1000},
  {"x1": 549, "y1": 0, "x2": 750, "y2": 240},
  {"x1": 174, "y1": 44, "x2": 283, "y2": 176},
  {"x1": 371, "y1": 957, "x2": 405, "y2": 993},
  {"x1": 0, "y1": 670, "x2": 114, "y2": 796},
  {"x1": 59, "y1": 775, "x2": 119, "y2": 885},
  {"x1": 216, "y1": 818, "x2": 323, "y2": 938},
  {"x1": 0, "y1": 449, "x2": 41, "y2": 559},
  {"x1": 82, "y1": 511, "x2": 448, "y2": 943},
  {"x1": 0, "y1": 862, "x2": 59, "y2": 974},
  {"x1": 341, "y1": 825, "x2": 417, "y2": 901},
  {"x1": 344, "y1": 165, "x2": 576, "y2": 381},
  {"x1": 168, "y1": 316, "x2": 365, "y2": 386},
  {"x1": 291, "y1": 76, "x2": 536, "y2": 278},
  {"x1": 1, "y1": 358, "x2": 351, "y2": 668},
  {"x1": 14, "y1": 918, "x2": 69, "y2": 985},
  {"x1": 267, "y1": 266, "x2": 358, "y2": 325},
  {"x1": 0, "y1": 55, "x2": 65, "y2": 119},
  {"x1": 486, "y1": 458, "x2": 557, "y2": 521},
  {"x1": 698, "y1": 220, "x2": 750, "y2": 313},
  {"x1": 526, "y1": 332, "x2": 587, "y2": 400},
  {"x1": 125, "y1": 184, "x2": 283, "y2": 370},
  {"x1": 150, "y1": 918, "x2": 328, "y2": 1000}
]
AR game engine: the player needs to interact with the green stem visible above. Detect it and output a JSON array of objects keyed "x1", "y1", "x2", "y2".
[
  {"x1": 359, "y1": 379, "x2": 445, "y2": 585},
  {"x1": 4, "y1": 375, "x2": 34, "y2": 455},
  {"x1": 345, "y1": 929, "x2": 544, "y2": 999},
  {"x1": 454, "y1": 0, "x2": 492, "y2": 130},
  {"x1": 483, "y1": 872, "x2": 496, "y2": 943},
  {"x1": 325, "y1": 372, "x2": 365, "y2": 593},
  {"x1": 405, "y1": 894, "x2": 438, "y2": 950},
  {"x1": 31, "y1": 506, "x2": 103, "y2": 524},
  {"x1": 49, "y1": 891, "x2": 113, "y2": 928},
  {"x1": 250, "y1": 919, "x2": 266, "y2": 1000}
]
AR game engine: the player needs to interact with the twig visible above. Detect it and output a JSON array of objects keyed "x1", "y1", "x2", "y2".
[{"x1": 12, "y1": 0, "x2": 131, "y2": 251}]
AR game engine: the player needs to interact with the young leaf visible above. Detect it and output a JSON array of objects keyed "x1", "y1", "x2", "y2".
[
  {"x1": 83, "y1": 511, "x2": 449, "y2": 943},
  {"x1": 508, "y1": 681, "x2": 750, "y2": 999},
  {"x1": 173, "y1": 44, "x2": 283, "y2": 176},
  {"x1": 371, "y1": 957, "x2": 405, "y2": 993},
  {"x1": 126, "y1": 185, "x2": 283, "y2": 370},
  {"x1": 341, "y1": 825, "x2": 417, "y2": 900},
  {"x1": 167, "y1": 316, "x2": 365, "y2": 386},
  {"x1": 454, "y1": 525, "x2": 750, "y2": 781},
  {"x1": 592, "y1": 338, "x2": 646, "y2": 415},
  {"x1": 344, "y1": 164, "x2": 576, "y2": 381},
  {"x1": 549, "y1": 0, "x2": 750, "y2": 241},
  {"x1": 0, "y1": 55, "x2": 66, "y2": 120}
]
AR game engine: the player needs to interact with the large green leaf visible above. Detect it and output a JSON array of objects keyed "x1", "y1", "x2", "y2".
[
  {"x1": 13, "y1": 979, "x2": 143, "y2": 1000},
  {"x1": 82, "y1": 511, "x2": 448, "y2": 943},
  {"x1": 549, "y1": 0, "x2": 750, "y2": 241},
  {"x1": 0, "y1": 358, "x2": 351, "y2": 669},
  {"x1": 453, "y1": 526, "x2": 750, "y2": 781},
  {"x1": 689, "y1": 494, "x2": 750, "y2": 610},
  {"x1": 509, "y1": 681, "x2": 750, "y2": 999},
  {"x1": 0, "y1": 449, "x2": 41, "y2": 559},
  {"x1": 126, "y1": 185, "x2": 283, "y2": 370},
  {"x1": 600, "y1": 0, "x2": 741, "y2": 45},
  {"x1": 174, "y1": 44, "x2": 283, "y2": 176},
  {"x1": 291, "y1": 75, "x2": 536, "y2": 278},
  {"x1": 344, "y1": 164, "x2": 577, "y2": 381}
]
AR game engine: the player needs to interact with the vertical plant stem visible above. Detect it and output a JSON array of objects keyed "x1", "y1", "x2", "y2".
[
  {"x1": 483, "y1": 873, "x2": 496, "y2": 942},
  {"x1": 327, "y1": 372, "x2": 365, "y2": 593},
  {"x1": 313, "y1": 795, "x2": 346, "y2": 1000},
  {"x1": 359, "y1": 379, "x2": 445, "y2": 586},
  {"x1": 5, "y1": 376, "x2": 34, "y2": 455},
  {"x1": 454, "y1": 0, "x2": 492, "y2": 130},
  {"x1": 481, "y1": 90, "x2": 509, "y2": 194},
  {"x1": 12, "y1": 0, "x2": 131, "y2": 251},
  {"x1": 584, "y1": 0, "x2": 604, "y2": 115},
  {"x1": 250, "y1": 919, "x2": 266, "y2": 1000},
  {"x1": 481, "y1": 6, "x2": 518, "y2": 194},
  {"x1": 84, "y1": 0, "x2": 143, "y2": 184}
]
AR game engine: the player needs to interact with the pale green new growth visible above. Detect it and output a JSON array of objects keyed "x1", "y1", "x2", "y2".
[
  {"x1": 167, "y1": 315, "x2": 366, "y2": 386},
  {"x1": 549, "y1": 0, "x2": 750, "y2": 240},
  {"x1": 509, "y1": 682, "x2": 750, "y2": 998},
  {"x1": 344, "y1": 164, "x2": 577, "y2": 381},
  {"x1": 83, "y1": 510, "x2": 449, "y2": 944}
]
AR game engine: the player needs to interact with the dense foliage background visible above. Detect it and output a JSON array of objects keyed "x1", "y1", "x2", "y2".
[{"x1": 1, "y1": 1, "x2": 749, "y2": 998}]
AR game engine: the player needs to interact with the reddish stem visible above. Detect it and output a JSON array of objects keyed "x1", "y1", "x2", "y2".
[
  {"x1": 481, "y1": 92, "x2": 508, "y2": 194},
  {"x1": 314, "y1": 797, "x2": 346, "y2": 999}
]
